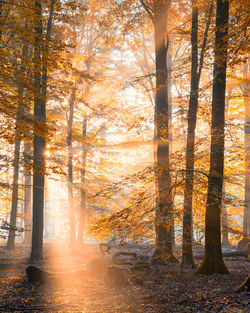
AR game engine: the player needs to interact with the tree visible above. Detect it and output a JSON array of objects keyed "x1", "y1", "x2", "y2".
[
  {"x1": 182, "y1": 0, "x2": 213, "y2": 267},
  {"x1": 221, "y1": 88, "x2": 232, "y2": 247},
  {"x1": 67, "y1": 88, "x2": 76, "y2": 244},
  {"x1": 139, "y1": 0, "x2": 177, "y2": 263},
  {"x1": 77, "y1": 114, "x2": 88, "y2": 244},
  {"x1": 23, "y1": 140, "x2": 32, "y2": 245},
  {"x1": 197, "y1": 0, "x2": 230, "y2": 274},
  {"x1": 6, "y1": 23, "x2": 29, "y2": 249},
  {"x1": 243, "y1": 58, "x2": 250, "y2": 243},
  {"x1": 30, "y1": 0, "x2": 55, "y2": 262}
]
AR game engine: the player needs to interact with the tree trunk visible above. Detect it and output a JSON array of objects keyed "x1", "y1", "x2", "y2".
[
  {"x1": 181, "y1": 1, "x2": 213, "y2": 268},
  {"x1": 167, "y1": 39, "x2": 175, "y2": 249},
  {"x1": 30, "y1": 0, "x2": 44, "y2": 262},
  {"x1": 221, "y1": 182, "x2": 230, "y2": 247},
  {"x1": 23, "y1": 141, "x2": 32, "y2": 245},
  {"x1": 181, "y1": 1, "x2": 198, "y2": 268},
  {"x1": 77, "y1": 115, "x2": 88, "y2": 245},
  {"x1": 6, "y1": 26, "x2": 29, "y2": 249},
  {"x1": 197, "y1": 0, "x2": 229, "y2": 274},
  {"x1": 243, "y1": 59, "x2": 250, "y2": 240},
  {"x1": 67, "y1": 90, "x2": 76, "y2": 245},
  {"x1": 0, "y1": 0, "x2": 5, "y2": 40},
  {"x1": 221, "y1": 89, "x2": 232, "y2": 247},
  {"x1": 152, "y1": 1, "x2": 177, "y2": 263},
  {"x1": 30, "y1": 0, "x2": 54, "y2": 262},
  {"x1": 6, "y1": 99, "x2": 22, "y2": 250}
]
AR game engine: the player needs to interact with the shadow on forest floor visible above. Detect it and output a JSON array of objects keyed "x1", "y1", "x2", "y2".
[{"x1": 0, "y1": 241, "x2": 249, "y2": 312}]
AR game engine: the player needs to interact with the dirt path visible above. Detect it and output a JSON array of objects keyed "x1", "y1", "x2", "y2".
[{"x1": 0, "y1": 243, "x2": 249, "y2": 312}]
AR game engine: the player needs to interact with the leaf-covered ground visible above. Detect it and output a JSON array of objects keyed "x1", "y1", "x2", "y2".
[{"x1": 0, "y1": 243, "x2": 249, "y2": 312}]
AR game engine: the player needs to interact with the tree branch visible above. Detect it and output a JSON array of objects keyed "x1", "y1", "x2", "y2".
[
  {"x1": 139, "y1": 0, "x2": 154, "y2": 22},
  {"x1": 197, "y1": 1, "x2": 213, "y2": 83}
]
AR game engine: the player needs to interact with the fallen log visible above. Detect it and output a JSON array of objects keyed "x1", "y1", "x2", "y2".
[
  {"x1": 112, "y1": 252, "x2": 137, "y2": 264},
  {"x1": 194, "y1": 249, "x2": 249, "y2": 260}
]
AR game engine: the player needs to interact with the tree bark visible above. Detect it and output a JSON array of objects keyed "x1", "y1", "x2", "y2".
[
  {"x1": 181, "y1": 1, "x2": 213, "y2": 268},
  {"x1": 221, "y1": 182, "x2": 230, "y2": 246},
  {"x1": 77, "y1": 115, "x2": 88, "y2": 245},
  {"x1": 167, "y1": 39, "x2": 175, "y2": 248},
  {"x1": 67, "y1": 90, "x2": 76, "y2": 245},
  {"x1": 197, "y1": 0, "x2": 230, "y2": 274},
  {"x1": 181, "y1": 0, "x2": 198, "y2": 268},
  {"x1": 6, "y1": 27, "x2": 29, "y2": 249},
  {"x1": 0, "y1": 0, "x2": 5, "y2": 40},
  {"x1": 23, "y1": 141, "x2": 32, "y2": 245},
  {"x1": 221, "y1": 89, "x2": 232, "y2": 247},
  {"x1": 6, "y1": 96, "x2": 22, "y2": 249},
  {"x1": 151, "y1": 1, "x2": 177, "y2": 263},
  {"x1": 30, "y1": 0, "x2": 44, "y2": 263},
  {"x1": 243, "y1": 59, "x2": 250, "y2": 240},
  {"x1": 30, "y1": 0, "x2": 54, "y2": 262}
]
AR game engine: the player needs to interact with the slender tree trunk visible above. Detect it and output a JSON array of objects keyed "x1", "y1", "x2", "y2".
[
  {"x1": 181, "y1": 1, "x2": 198, "y2": 268},
  {"x1": 30, "y1": 0, "x2": 54, "y2": 262},
  {"x1": 181, "y1": 1, "x2": 213, "y2": 267},
  {"x1": 243, "y1": 58, "x2": 250, "y2": 240},
  {"x1": 167, "y1": 39, "x2": 175, "y2": 248},
  {"x1": 152, "y1": 1, "x2": 177, "y2": 263},
  {"x1": 6, "y1": 28, "x2": 29, "y2": 249},
  {"x1": 221, "y1": 183, "x2": 230, "y2": 246},
  {"x1": 30, "y1": 0, "x2": 44, "y2": 262},
  {"x1": 67, "y1": 90, "x2": 76, "y2": 245},
  {"x1": 77, "y1": 115, "x2": 88, "y2": 245},
  {"x1": 6, "y1": 98, "x2": 22, "y2": 249},
  {"x1": 197, "y1": 0, "x2": 229, "y2": 274},
  {"x1": 23, "y1": 141, "x2": 32, "y2": 245},
  {"x1": 221, "y1": 89, "x2": 232, "y2": 247},
  {"x1": 0, "y1": 0, "x2": 3, "y2": 40}
]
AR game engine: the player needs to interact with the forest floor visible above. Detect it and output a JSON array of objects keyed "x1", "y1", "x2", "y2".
[{"x1": 0, "y1": 241, "x2": 249, "y2": 313}]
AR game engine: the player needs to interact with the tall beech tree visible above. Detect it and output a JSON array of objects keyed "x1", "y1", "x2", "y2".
[
  {"x1": 139, "y1": 0, "x2": 177, "y2": 262},
  {"x1": 243, "y1": 59, "x2": 250, "y2": 243},
  {"x1": 30, "y1": 0, "x2": 44, "y2": 262},
  {"x1": 181, "y1": 0, "x2": 199, "y2": 267},
  {"x1": 197, "y1": 0, "x2": 229, "y2": 274},
  {"x1": 182, "y1": 1, "x2": 213, "y2": 268},
  {"x1": 30, "y1": 0, "x2": 55, "y2": 262}
]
